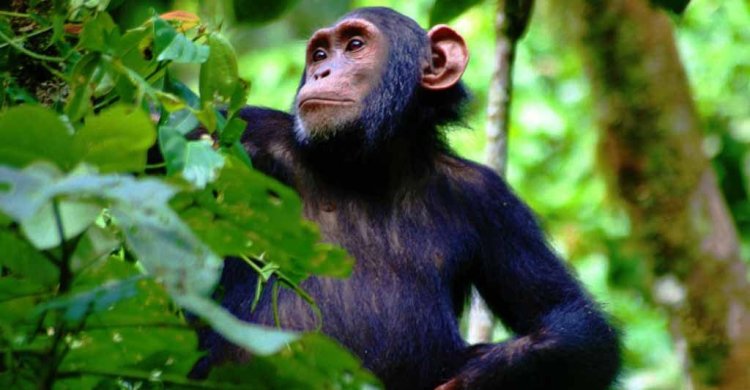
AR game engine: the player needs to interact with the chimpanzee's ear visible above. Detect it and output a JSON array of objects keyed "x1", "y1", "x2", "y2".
[{"x1": 421, "y1": 25, "x2": 469, "y2": 90}]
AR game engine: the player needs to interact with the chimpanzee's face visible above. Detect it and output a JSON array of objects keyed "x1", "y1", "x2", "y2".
[{"x1": 294, "y1": 18, "x2": 388, "y2": 141}]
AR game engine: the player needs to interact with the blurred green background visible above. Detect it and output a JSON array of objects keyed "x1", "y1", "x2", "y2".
[{"x1": 109, "y1": 0, "x2": 750, "y2": 388}]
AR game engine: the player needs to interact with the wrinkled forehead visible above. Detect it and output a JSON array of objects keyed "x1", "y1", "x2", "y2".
[
  {"x1": 333, "y1": 8, "x2": 430, "y2": 57},
  {"x1": 306, "y1": 17, "x2": 381, "y2": 46}
]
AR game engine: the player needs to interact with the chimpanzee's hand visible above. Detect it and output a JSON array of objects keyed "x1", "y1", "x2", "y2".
[{"x1": 434, "y1": 378, "x2": 460, "y2": 390}]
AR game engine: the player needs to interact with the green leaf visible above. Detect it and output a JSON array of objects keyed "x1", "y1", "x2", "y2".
[
  {"x1": 65, "y1": 53, "x2": 104, "y2": 122},
  {"x1": 220, "y1": 116, "x2": 247, "y2": 146},
  {"x1": 172, "y1": 293, "x2": 298, "y2": 356},
  {"x1": 650, "y1": 0, "x2": 691, "y2": 14},
  {"x1": 228, "y1": 78, "x2": 250, "y2": 114},
  {"x1": 429, "y1": 0, "x2": 483, "y2": 25},
  {"x1": 0, "y1": 105, "x2": 75, "y2": 170},
  {"x1": 0, "y1": 164, "x2": 102, "y2": 249},
  {"x1": 153, "y1": 17, "x2": 209, "y2": 64},
  {"x1": 70, "y1": 225, "x2": 120, "y2": 274},
  {"x1": 158, "y1": 125, "x2": 189, "y2": 174},
  {"x1": 61, "y1": 266, "x2": 200, "y2": 378},
  {"x1": 194, "y1": 103, "x2": 219, "y2": 132},
  {"x1": 176, "y1": 158, "x2": 354, "y2": 280},
  {"x1": 162, "y1": 74, "x2": 201, "y2": 135},
  {"x1": 0, "y1": 276, "x2": 49, "y2": 302},
  {"x1": 209, "y1": 333, "x2": 381, "y2": 389},
  {"x1": 0, "y1": 230, "x2": 59, "y2": 286},
  {"x1": 35, "y1": 276, "x2": 142, "y2": 323},
  {"x1": 73, "y1": 105, "x2": 157, "y2": 173},
  {"x1": 19, "y1": 200, "x2": 101, "y2": 250},
  {"x1": 181, "y1": 140, "x2": 225, "y2": 188},
  {"x1": 117, "y1": 25, "x2": 158, "y2": 78},
  {"x1": 199, "y1": 33, "x2": 240, "y2": 104},
  {"x1": 0, "y1": 163, "x2": 221, "y2": 296},
  {"x1": 79, "y1": 12, "x2": 121, "y2": 53}
]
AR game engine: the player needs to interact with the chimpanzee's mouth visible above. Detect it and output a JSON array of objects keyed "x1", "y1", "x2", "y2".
[{"x1": 298, "y1": 98, "x2": 355, "y2": 109}]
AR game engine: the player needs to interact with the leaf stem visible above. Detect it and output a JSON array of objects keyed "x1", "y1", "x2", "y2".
[
  {"x1": 0, "y1": 26, "x2": 53, "y2": 49},
  {"x1": 0, "y1": 29, "x2": 65, "y2": 62},
  {"x1": 0, "y1": 10, "x2": 32, "y2": 18},
  {"x1": 52, "y1": 201, "x2": 72, "y2": 294}
]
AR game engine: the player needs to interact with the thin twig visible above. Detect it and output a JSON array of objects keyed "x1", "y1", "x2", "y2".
[
  {"x1": 0, "y1": 29, "x2": 65, "y2": 62},
  {"x1": 0, "y1": 10, "x2": 32, "y2": 18},
  {"x1": 0, "y1": 26, "x2": 53, "y2": 49}
]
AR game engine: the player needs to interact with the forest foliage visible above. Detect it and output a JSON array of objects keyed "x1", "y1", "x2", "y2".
[
  {"x1": 0, "y1": 0, "x2": 748, "y2": 389},
  {"x1": 0, "y1": 1, "x2": 379, "y2": 388}
]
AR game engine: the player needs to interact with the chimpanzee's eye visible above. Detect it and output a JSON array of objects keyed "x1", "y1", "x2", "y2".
[
  {"x1": 346, "y1": 39, "x2": 365, "y2": 52},
  {"x1": 312, "y1": 49, "x2": 327, "y2": 62}
]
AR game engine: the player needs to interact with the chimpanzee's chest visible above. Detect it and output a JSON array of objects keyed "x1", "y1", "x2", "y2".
[{"x1": 296, "y1": 195, "x2": 475, "y2": 387}]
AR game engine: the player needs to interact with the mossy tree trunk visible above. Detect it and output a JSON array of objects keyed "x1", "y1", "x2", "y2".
[{"x1": 560, "y1": 0, "x2": 750, "y2": 388}]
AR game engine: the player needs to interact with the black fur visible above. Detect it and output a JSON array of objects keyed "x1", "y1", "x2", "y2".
[{"x1": 193, "y1": 7, "x2": 620, "y2": 390}]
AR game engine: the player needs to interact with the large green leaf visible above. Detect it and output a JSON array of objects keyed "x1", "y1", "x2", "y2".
[
  {"x1": 0, "y1": 163, "x2": 219, "y2": 296},
  {"x1": 200, "y1": 34, "x2": 240, "y2": 105},
  {"x1": 79, "y1": 11, "x2": 121, "y2": 53},
  {"x1": 0, "y1": 105, "x2": 75, "y2": 170},
  {"x1": 35, "y1": 276, "x2": 142, "y2": 322},
  {"x1": 153, "y1": 17, "x2": 209, "y2": 64},
  {"x1": 19, "y1": 200, "x2": 101, "y2": 249},
  {"x1": 73, "y1": 104, "x2": 156, "y2": 173},
  {"x1": 59, "y1": 259, "x2": 201, "y2": 382},
  {"x1": 0, "y1": 163, "x2": 298, "y2": 357},
  {"x1": 0, "y1": 230, "x2": 59, "y2": 286},
  {"x1": 208, "y1": 333, "x2": 381, "y2": 389},
  {"x1": 173, "y1": 293, "x2": 298, "y2": 356},
  {"x1": 117, "y1": 25, "x2": 158, "y2": 77},
  {"x1": 176, "y1": 158, "x2": 354, "y2": 281}
]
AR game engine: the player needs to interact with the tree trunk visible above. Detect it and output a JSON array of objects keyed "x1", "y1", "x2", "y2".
[
  {"x1": 560, "y1": 0, "x2": 750, "y2": 388},
  {"x1": 468, "y1": 0, "x2": 534, "y2": 344}
]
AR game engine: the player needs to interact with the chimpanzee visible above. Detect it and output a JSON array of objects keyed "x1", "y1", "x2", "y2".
[{"x1": 192, "y1": 7, "x2": 621, "y2": 390}]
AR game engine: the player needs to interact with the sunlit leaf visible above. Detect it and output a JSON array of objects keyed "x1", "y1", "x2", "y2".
[
  {"x1": 200, "y1": 33, "x2": 240, "y2": 104},
  {"x1": 0, "y1": 105, "x2": 75, "y2": 170},
  {"x1": 19, "y1": 201, "x2": 101, "y2": 250},
  {"x1": 172, "y1": 293, "x2": 298, "y2": 356},
  {"x1": 153, "y1": 17, "x2": 209, "y2": 64},
  {"x1": 79, "y1": 12, "x2": 121, "y2": 53},
  {"x1": 0, "y1": 163, "x2": 221, "y2": 297},
  {"x1": 181, "y1": 140, "x2": 225, "y2": 188},
  {"x1": 73, "y1": 105, "x2": 157, "y2": 173}
]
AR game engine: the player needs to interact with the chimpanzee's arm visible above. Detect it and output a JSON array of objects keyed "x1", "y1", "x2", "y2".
[
  {"x1": 444, "y1": 165, "x2": 621, "y2": 390},
  {"x1": 235, "y1": 106, "x2": 297, "y2": 186}
]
